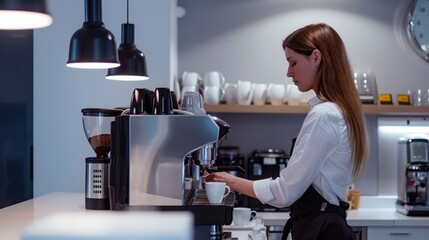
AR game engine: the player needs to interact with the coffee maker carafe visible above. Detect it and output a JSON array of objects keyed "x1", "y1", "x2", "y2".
[{"x1": 396, "y1": 137, "x2": 429, "y2": 216}]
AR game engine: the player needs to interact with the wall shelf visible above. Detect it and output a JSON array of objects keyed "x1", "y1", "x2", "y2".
[{"x1": 204, "y1": 104, "x2": 429, "y2": 116}]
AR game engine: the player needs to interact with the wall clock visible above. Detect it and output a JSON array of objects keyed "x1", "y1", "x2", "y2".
[{"x1": 407, "y1": 0, "x2": 429, "y2": 62}]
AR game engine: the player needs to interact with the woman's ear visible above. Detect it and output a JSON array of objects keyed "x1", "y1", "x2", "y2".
[{"x1": 312, "y1": 49, "x2": 321, "y2": 66}]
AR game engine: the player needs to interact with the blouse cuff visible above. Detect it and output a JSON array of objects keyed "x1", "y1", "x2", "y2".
[{"x1": 253, "y1": 178, "x2": 274, "y2": 204}]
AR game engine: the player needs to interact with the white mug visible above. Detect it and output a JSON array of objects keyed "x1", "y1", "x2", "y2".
[
  {"x1": 205, "y1": 182, "x2": 231, "y2": 204},
  {"x1": 233, "y1": 207, "x2": 258, "y2": 226},
  {"x1": 204, "y1": 71, "x2": 225, "y2": 87},
  {"x1": 252, "y1": 83, "x2": 268, "y2": 105},
  {"x1": 204, "y1": 86, "x2": 225, "y2": 105},
  {"x1": 237, "y1": 80, "x2": 254, "y2": 105},
  {"x1": 267, "y1": 83, "x2": 285, "y2": 106},
  {"x1": 224, "y1": 83, "x2": 238, "y2": 104},
  {"x1": 286, "y1": 84, "x2": 303, "y2": 106},
  {"x1": 182, "y1": 71, "x2": 201, "y2": 87}
]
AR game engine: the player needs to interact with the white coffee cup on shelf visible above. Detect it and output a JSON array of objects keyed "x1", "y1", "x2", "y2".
[
  {"x1": 205, "y1": 182, "x2": 231, "y2": 204},
  {"x1": 252, "y1": 83, "x2": 268, "y2": 105},
  {"x1": 267, "y1": 83, "x2": 285, "y2": 105},
  {"x1": 224, "y1": 83, "x2": 238, "y2": 104},
  {"x1": 287, "y1": 84, "x2": 303, "y2": 106},
  {"x1": 233, "y1": 207, "x2": 258, "y2": 226},
  {"x1": 204, "y1": 71, "x2": 225, "y2": 87},
  {"x1": 182, "y1": 71, "x2": 201, "y2": 87},
  {"x1": 204, "y1": 86, "x2": 225, "y2": 105},
  {"x1": 237, "y1": 80, "x2": 254, "y2": 105}
]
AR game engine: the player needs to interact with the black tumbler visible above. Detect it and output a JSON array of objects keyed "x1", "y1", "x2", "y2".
[
  {"x1": 170, "y1": 91, "x2": 179, "y2": 109},
  {"x1": 153, "y1": 87, "x2": 173, "y2": 114},
  {"x1": 130, "y1": 88, "x2": 154, "y2": 114}
]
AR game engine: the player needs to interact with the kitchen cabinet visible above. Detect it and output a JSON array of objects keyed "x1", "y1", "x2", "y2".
[
  {"x1": 0, "y1": 30, "x2": 33, "y2": 208},
  {"x1": 205, "y1": 104, "x2": 429, "y2": 115},
  {"x1": 367, "y1": 227, "x2": 429, "y2": 240}
]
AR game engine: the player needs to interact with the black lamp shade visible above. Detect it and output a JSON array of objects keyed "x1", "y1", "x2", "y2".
[
  {"x1": 66, "y1": 0, "x2": 119, "y2": 69},
  {"x1": 67, "y1": 22, "x2": 120, "y2": 69},
  {"x1": 106, "y1": 23, "x2": 149, "y2": 81},
  {"x1": 0, "y1": 0, "x2": 52, "y2": 29}
]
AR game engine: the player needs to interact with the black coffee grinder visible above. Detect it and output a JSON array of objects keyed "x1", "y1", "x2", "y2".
[{"x1": 82, "y1": 108, "x2": 123, "y2": 210}]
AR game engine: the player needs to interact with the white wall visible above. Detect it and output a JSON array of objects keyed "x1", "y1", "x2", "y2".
[
  {"x1": 177, "y1": 0, "x2": 429, "y2": 195},
  {"x1": 32, "y1": 0, "x2": 429, "y2": 197},
  {"x1": 178, "y1": 0, "x2": 429, "y2": 94},
  {"x1": 33, "y1": 0, "x2": 177, "y2": 196}
]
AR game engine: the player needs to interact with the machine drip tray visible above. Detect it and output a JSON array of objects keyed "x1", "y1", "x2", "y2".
[
  {"x1": 396, "y1": 203, "x2": 429, "y2": 216},
  {"x1": 188, "y1": 189, "x2": 236, "y2": 206},
  {"x1": 117, "y1": 190, "x2": 235, "y2": 226}
]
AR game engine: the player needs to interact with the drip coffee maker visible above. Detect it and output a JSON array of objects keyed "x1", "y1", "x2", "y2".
[
  {"x1": 81, "y1": 108, "x2": 123, "y2": 210},
  {"x1": 396, "y1": 137, "x2": 429, "y2": 216}
]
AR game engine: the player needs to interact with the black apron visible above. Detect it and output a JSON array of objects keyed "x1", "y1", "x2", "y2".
[{"x1": 281, "y1": 185, "x2": 354, "y2": 240}]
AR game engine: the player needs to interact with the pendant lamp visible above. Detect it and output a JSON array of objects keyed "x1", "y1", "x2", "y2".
[
  {"x1": 106, "y1": 0, "x2": 149, "y2": 81},
  {"x1": 66, "y1": 0, "x2": 119, "y2": 69},
  {"x1": 0, "y1": 0, "x2": 52, "y2": 29}
]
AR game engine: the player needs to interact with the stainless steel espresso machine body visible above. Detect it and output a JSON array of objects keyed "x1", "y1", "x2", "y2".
[
  {"x1": 396, "y1": 137, "x2": 429, "y2": 216},
  {"x1": 109, "y1": 113, "x2": 234, "y2": 239}
]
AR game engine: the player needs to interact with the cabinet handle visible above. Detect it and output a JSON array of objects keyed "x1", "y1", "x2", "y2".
[{"x1": 390, "y1": 232, "x2": 411, "y2": 236}]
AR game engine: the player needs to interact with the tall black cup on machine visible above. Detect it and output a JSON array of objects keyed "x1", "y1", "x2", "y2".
[
  {"x1": 109, "y1": 87, "x2": 234, "y2": 240},
  {"x1": 81, "y1": 108, "x2": 123, "y2": 210},
  {"x1": 129, "y1": 88, "x2": 154, "y2": 115},
  {"x1": 396, "y1": 137, "x2": 429, "y2": 216}
]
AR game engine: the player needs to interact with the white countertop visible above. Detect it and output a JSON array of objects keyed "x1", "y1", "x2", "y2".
[
  {"x1": 259, "y1": 196, "x2": 429, "y2": 227},
  {"x1": 1, "y1": 192, "x2": 429, "y2": 240}
]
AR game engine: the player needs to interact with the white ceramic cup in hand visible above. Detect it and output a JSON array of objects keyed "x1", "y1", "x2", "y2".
[
  {"x1": 205, "y1": 182, "x2": 231, "y2": 204},
  {"x1": 233, "y1": 207, "x2": 258, "y2": 226}
]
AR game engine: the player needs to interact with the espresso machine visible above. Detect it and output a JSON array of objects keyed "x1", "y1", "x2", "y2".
[
  {"x1": 396, "y1": 137, "x2": 429, "y2": 216},
  {"x1": 109, "y1": 88, "x2": 234, "y2": 239}
]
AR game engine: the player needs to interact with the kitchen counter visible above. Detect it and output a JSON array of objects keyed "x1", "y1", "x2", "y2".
[
  {"x1": 259, "y1": 196, "x2": 429, "y2": 227},
  {"x1": 1, "y1": 193, "x2": 429, "y2": 240},
  {"x1": 259, "y1": 208, "x2": 429, "y2": 227}
]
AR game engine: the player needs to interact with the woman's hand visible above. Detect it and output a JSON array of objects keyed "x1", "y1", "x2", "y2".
[
  {"x1": 206, "y1": 172, "x2": 234, "y2": 185},
  {"x1": 206, "y1": 172, "x2": 256, "y2": 198}
]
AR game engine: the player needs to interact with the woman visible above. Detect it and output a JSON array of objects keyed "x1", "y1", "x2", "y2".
[{"x1": 206, "y1": 23, "x2": 368, "y2": 240}]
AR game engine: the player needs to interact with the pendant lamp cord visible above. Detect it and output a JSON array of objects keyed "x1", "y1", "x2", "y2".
[{"x1": 126, "y1": 0, "x2": 129, "y2": 24}]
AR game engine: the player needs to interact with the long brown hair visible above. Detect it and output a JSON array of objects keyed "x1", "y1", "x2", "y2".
[{"x1": 283, "y1": 23, "x2": 368, "y2": 179}]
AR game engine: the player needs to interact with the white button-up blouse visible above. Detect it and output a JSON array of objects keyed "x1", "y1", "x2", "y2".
[{"x1": 253, "y1": 97, "x2": 353, "y2": 207}]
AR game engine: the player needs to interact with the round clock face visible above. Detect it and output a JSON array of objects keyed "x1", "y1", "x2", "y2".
[{"x1": 408, "y1": 0, "x2": 429, "y2": 61}]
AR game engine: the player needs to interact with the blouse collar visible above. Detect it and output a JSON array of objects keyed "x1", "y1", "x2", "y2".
[{"x1": 308, "y1": 97, "x2": 324, "y2": 109}]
